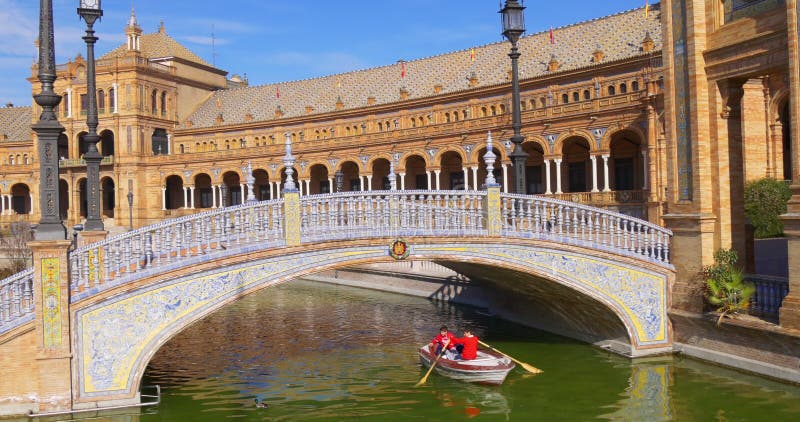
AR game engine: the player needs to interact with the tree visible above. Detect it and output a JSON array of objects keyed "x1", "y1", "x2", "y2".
[
  {"x1": 0, "y1": 221, "x2": 33, "y2": 279},
  {"x1": 743, "y1": 178, "x2": 792, "y2": 238}
]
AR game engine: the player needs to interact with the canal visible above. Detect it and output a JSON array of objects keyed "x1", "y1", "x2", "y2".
[{"x1": 131, "y1": 280, "x2": 800, "y2": 421}]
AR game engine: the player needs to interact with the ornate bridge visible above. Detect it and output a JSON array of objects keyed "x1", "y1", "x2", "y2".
[{"x1": 0, "y1": 187, "x2": 673, "y2": 414}]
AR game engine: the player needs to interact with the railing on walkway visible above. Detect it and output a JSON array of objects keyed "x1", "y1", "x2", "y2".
[
  {"x1": 0, "y1": 269, "x2": 34, "y2": 335},
  {"x1": 0, "y1": 189, "x2": 674, "y2": 335},
  {"x1": 500, "y1": 193, "x2": 671, "y2": 263},
  {"x1": 68, "y1": 200, "x2": 285, "y2": 299},
  {"x1": 747, "y1": 275, "x2": 789, "y2": 320},
  {"x1": 300, "y1": 191, "x2": 487, "y2": 242}
]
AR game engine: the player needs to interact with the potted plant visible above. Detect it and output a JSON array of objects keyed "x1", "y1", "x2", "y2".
[{"x1": 703, "y1": 248, "x2": 755, "y2": 325}]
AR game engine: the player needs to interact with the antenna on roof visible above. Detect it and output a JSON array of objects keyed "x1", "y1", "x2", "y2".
[{"x1": 211, "y1": 24, "x2": 217, "y2": 67}]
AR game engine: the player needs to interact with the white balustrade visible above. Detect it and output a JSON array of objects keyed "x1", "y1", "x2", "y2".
[{"x1": 0, "y1": 269, "x2": 35, "y2": 335}]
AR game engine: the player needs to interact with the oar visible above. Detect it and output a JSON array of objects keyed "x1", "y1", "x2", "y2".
[
  {"x1": 415, "y1": 345, "x2": 448, "y2": 387},
  {"x1": 478, "y1": 340, "x2": 543, "y2": 374}
]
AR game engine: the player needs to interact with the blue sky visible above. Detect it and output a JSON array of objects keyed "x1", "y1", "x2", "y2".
[{"x1": 1, "y1": 0, "x2": 649, "y2": 107}]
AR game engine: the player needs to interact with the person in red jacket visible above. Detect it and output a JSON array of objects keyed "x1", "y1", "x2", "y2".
[
  {"x1": 430, "y1": 325, "x2": 456, "y2": 356},
  {"x1": 451, "y1": 329, "x2": 479, "y2": 360}
]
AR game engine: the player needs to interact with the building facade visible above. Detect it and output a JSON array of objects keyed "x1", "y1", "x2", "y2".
[{"x1": 1, "y1": 2, "x2": 799, "y2": 325}]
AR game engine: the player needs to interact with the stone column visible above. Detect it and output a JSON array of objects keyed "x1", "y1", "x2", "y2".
[
  {"x1": 0, "y1": 195, "x2": 4, "y2": 214},
  {"x1": 590, "y1": 155, "x2": 599, "y2": 193},
  {"x1": 29, "y1": 193, "x2": 34, "y2": 215},
  {"x1": 283, "y1": 191, "x2": 301, "y2": 246},
  {"x1": 212, "y1": 185, "x2": 218, "y2": 208},
  {"x1": 182, "y1": 186, "x2": 188, "y2": 208},
  {"x1": 471, "y1": 166, "x2": 479, "y2": 190},
  {"x1": 554, "y1": 159, "x2": 563, "y2": 194},
  {"x1": 485, "y1": 186, "x2": 502, "y2": 236},
  {"x1": 328, "y1": 177, "x2": 333, "y2": 194},
  {"x1": 112, "y1": 82, "x2": 118, "y2": 114},
  {"x1": 544, "y1": 160, "x2": 552, "y2": 195},
  {"x1": 367, "y1": 175, "x2": 373, "y2": 191},
  {"x1": 305, "y1": 179, "x2": 311, "y2": 195},
  {"x1": 427, "y1": 171, "x2": 433, "y2": 190},
  {"x1": 240, "y1": 183, "x2": 245, "y2": 201},
  {"x1": 189, "y1": 186, "x2": 195, "y2": 209},
  {"x1": 29, "y1": 239, "x2": 74, "y2": 413},
  {"x1": 602, "y1": 155, "x2": 611, "y2": 192},
  {"x1": 399, "y1": 173, "x2": 406, "y2": 190},
  {"x1": 161, "y1": 187, "x2": 166, "y2": 211},
  {"x1": 462, "y1": 167, "x2": 469, "y2": 191},
  {"x1": 642, "y1": 150, "x2": 649, "y2": 190},
  {"x1": 502, "y1": 164, "x2": 509, "y2": 193},
  {"x1": 66, "y1": 88, "x2": 72, "y2": 118},
  {"x1": 778, "y1": 1, "x2": 800, "y2": 329},
  {"x1": 434, "y1": 170, "x2": 441, "y2": 190}
]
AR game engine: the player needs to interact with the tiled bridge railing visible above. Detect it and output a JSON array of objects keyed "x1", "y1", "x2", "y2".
[{"x1": 0, "y1": 189, "x2": 672, "y2": 336}]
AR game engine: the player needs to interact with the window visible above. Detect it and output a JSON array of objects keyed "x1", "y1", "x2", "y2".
[
  {"x1": 80, "y1": 93, "x2": 88, "y2": 115},
  {"x1": 583, "y1": 90, "x2": 591, "y2": 100},
  {"x1": 573, "y1": 92, "x2": 580, "y2": 102},
  {"x1": 632, "y1": 81, "x2": 639, "y2": 91},
  {"x1": 109, "y1": 88, "x2": 115, "y2": 111},
  {"x1": 608, "y1": 85, "x2": 616, "y2": 96},
  {"x1": 614, "y1": 158, "x2": 635, "y2": 191},
  {"x1": 151, "y1": 90, "x2": 158, "y2": 114},
  {"x1": 620, "y1": 83, "x2": 627, "y2": 94},
  {"x1": 481, "y1": 107, "x2": 488, "y2": 117},
  {"x1": 562, "y1": 94, "x2": 569, "y2": 104},
  {"x1": 161, "y1": 92, "x2": 167, "y2": 116},
  {"x1": 568, "y1": 162, "x2": 587, "y2": 192},
  {"x1": 97, "y1": 89, "x2": 105, "y2": 113}
]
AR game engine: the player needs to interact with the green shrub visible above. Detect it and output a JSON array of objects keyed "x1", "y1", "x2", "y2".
[
  {"x1": 703, "y1": 248, "x2": 754, "y2": 325},
  {"x1": 743, "y1": 178, "x2": 791, "y2": 238}
]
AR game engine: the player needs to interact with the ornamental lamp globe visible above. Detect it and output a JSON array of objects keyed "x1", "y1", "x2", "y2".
[
  {"x1": 78, "y1": 0, "x2": 103, "y2": 24},
  {"x1": 500, "y1": 0, "x2": 526, "y2": 44},
  {"x1": 79, "y1": 0, "x2": 101, "y2": 10}
]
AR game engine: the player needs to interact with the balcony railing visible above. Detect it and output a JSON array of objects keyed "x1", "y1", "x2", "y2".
[
  {"x1": 58, "y1": 155, "x2": 114, "y2": 168},
  {"x1": 746, "y1": 274, "x2": 789, "y2": 320}
]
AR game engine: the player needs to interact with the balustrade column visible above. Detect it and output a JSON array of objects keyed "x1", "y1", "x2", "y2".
[
  {"x1": 641, "y1": 150, "x2": 649, "y2": 190},
  {"x1": 212, "y1": 185, "x2": 218, "y2": 208},
  {"x1": 328, "y1": 177, "x2": 333, "y2": 193},
  {"x1": 590, "y1": 155, "x2": 599, "y2": 193},
  {"x1": 399, "y1": 172, "x2": 406, "y2": 190},
  {"x1": 367, "y1": 175, "x2": 373, "y2": 191},
  {"x1": 189, "y1": 186, "x2": 195, "y2": 209},
  {"x1": 502, "y1": 164, "x2": 509, "y2": 193},
  {"x1": 462, "y1": 167, "x2": 469, "y2": 191},
  {"x1": 554, "y1": 159, "x2": 563, "y2": 194},
  {"x1": 602, "y1": 154, "x2": 611, "y2": 192},
  {"x1": 434, "y1": 170, "x2": 441, "y2": 190},
  {"x1": 161, "y1": 187, "x2": 166, "y2": 211},
  {"x1": 544, "y1": 160, "x2": 552, "y2": 195},
  {"x1": 304, "y1": 179, "x2": 311, "y2": 195},
  {"x1": 276, "y1": 181, "x2": 282, "y2": 198},
  {"x1": 471, "y1": 166, "x2": 479, "y2": 190},
  {"x1": 427, "y1": 171, "x2": 433, "y2": 190}
]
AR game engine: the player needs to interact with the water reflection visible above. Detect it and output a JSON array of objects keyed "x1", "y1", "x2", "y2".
[{"x1": 131, "y1": 279, "x2": 800, "y2": 421}]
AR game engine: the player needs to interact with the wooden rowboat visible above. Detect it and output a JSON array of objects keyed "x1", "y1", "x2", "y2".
[{"x1": 418, "y1": 344, "x2": 515, "y2": 385}]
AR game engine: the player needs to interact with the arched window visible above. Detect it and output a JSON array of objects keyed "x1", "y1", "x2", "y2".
[
  {"x1": 9, "y1": 155, "x2": 15, "y2": 165},
  {"x1": 520, "y1": 101, "x2": 526, "y2": 111},
  {"x1": 499, "y1": 104, "x2": 506, "y2": 114},
  {"x1": 160, "y1": 91, "x2": 167, "y2": 116},
  {"x1": 562, "y1": 93, "x2": 569, "y2": 104},
  {"x1": 608, "y1": 85, "x2": 616, "y2": 95},
  {"x1": 540, "y1": 97, "x2": 547, "y2": 107},
  {"x1": 97, "y1": 89, "x2": 105, "y2": 113},
  {"x1": 61, "y1": 92, "x2": 69, "y2": 117},
  {"x1": 490, "y1": 105, "x2": 497, "y2": 116},
  {"x1": 573, "y1": 92, "x2": 580, "y2": 102},
  {"x1": 151, "y1": 89, "x2": 158, "y2": 114},
  {"x1": 620, "y1": 83, "x2": 627, "y2": 94},
  {"x1": 411, "y1": 118, "x2": 417, "y2": 128},
  {"x1": 632, "y1": 81, "x2": 639, "y2": 91},
  {"x1": 530, "y1": 99, "x2": 536, "y2": 109},
  {"x1": 109, "y1": 87, "x2": 115, "y2": 111},
  {"x1": 346, "y1": 127, "x2": 351, "y2": 136},
  {"x1": 583, "y1": 90, "x2": 591, "y2": 100},
  {"x1": 445, "y1": 113, "x2": 451, "y2": 123},
  {"x1": 462, "y1": 110, "x2": 468, "y2": 120},
  {"x1": 179, "y1": 144, "x2": 185, "y2": 154}
]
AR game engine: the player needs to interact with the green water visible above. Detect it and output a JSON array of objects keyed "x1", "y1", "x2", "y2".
[{"x1": 130, "y1": 280, "x2": 800, "y2": 421}]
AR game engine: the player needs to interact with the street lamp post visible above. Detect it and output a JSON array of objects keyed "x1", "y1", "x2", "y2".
[
  {"x1": 33, "y1": 0, "x2": 67, "y2": 240},
  {"x1": 500, "y1": 0, "x2": 528, "y2": 194},
  {"x1": 78, "y1": 0, "x2": 104, "y2": 231}
]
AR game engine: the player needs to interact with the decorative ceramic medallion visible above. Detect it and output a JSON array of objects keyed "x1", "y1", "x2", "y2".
[{"x1": 389, "y1": 239, "x2": 410, "y2": 260}]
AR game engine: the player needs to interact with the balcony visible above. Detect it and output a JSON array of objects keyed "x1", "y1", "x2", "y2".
[{"x1": 58, "y1": 155, "x2": 114, "y2": 168}]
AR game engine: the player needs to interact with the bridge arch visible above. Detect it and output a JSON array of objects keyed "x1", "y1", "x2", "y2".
[{"x1": 71, "y1": 237, "x2": 671, "y2": 405}]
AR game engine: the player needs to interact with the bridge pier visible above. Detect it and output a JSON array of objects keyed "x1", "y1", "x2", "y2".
[{"x1": 29, "y1": 240, "x2": 73, "y2": 413}]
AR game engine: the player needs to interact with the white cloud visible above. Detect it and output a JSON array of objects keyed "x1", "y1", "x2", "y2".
[
  {"x1": 0, "y1": 1, "x2": 36, "y2": 56},
  {"x1": 180, "y1": 36, "x2": 230, "y2": 47}
]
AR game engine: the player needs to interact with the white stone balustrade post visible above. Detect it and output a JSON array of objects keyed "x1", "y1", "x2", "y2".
[
  {"x1": 554, "y1": 159, "x2": 563, "y2": 194},
  {"x1": 161, "y1": 187, "x2": 166, "y2": 210},
  {"x1": 502, "y1": 164, "x2": 509, "y2": 193},
  {"x1": 544, "y1": 160, "x2": 552, "y2": 194},
  {"x1": 471, "y1": 166, "x2": 479, "y2": 190},
  {"x1": 602, "y1": 155, "x2": 611, "y2": 192},
  {"x1": 590, "y1": 155, "x2": 600, "y2": 193}
]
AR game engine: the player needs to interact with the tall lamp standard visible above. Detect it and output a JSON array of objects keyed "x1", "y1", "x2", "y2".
[
  {"x1": 33, "y1": 0, "x2": 67, "y2": 240},
  {"x1": 500, "y1": 0, "x2": 528, "y2": 194},
  {"x1": 78, "y1": 0, "x2": 104, "y2": 231}
]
